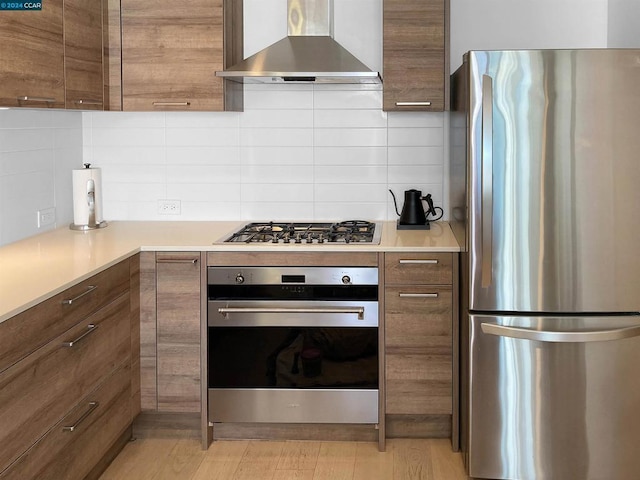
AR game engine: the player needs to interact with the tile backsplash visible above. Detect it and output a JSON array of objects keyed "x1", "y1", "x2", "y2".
[
  {"x1": 0, "y1": 109, "x2": 82, "y2": 246},
  {"x1": 84, "y1": 84, "x2": 447, "y2": 223}
]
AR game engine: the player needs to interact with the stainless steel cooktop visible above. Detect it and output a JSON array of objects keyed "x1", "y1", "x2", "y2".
[{"x1": 220, "y1": 221, "x2": 381, "y2": 245}]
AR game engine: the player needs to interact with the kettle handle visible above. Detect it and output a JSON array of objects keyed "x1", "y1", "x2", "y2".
[{"x1": 388, "y1": 189, "x2": 402, "y2": 216}]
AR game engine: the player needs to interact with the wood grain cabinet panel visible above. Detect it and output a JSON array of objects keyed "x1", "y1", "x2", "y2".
[
  {"x1": 0, "y1": 362, "x2": 132, "y2": 480},
  {"x1": 383, "y1": 0, "x2": 446, "y2": 112},
  {"x1": 0, "y1": 293, "x2": 130, "y2": 474},
  {"x1": 0, "y1": 0, "x2": 65, "y2": 108},
  {"x1": 64, "y1": 0, "x2": 104, "y2": 109},
  {"x1": 121, "y1": 0, "x2": 225, "y2": 111},
  {"x1": 384, "y1": 253, "x2": 453, "y2": 430},
  {"x1": 0, "y1": 260, "x2": 130, "y2": 375},
  {"x1": 156, "y1": 252, "x2": 201, "y2": 412}
]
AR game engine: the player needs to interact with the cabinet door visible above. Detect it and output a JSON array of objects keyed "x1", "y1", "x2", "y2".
[
  {"x1": 156, "y1": 252, "x2": 201, "y2": 412},
  {"x1": 383, "y1": 0, "x2": 446, "y2": 112},
  {"x1": 121, "y1": 0, "x2": 224, "y2": 111},
  {"x1": 64, "y1": 0, "x2": 104, "y2": 109},
  {"x1": 385, "y1": 286, "x2": 452, "y2": 415},
  {"x1": 0, "y1": 0, "x2": 64, "y2": 108}
]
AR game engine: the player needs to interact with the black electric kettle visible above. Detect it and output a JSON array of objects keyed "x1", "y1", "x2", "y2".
[{"x1": 389, "y1": 189, "x2": 436, "y2": 230}]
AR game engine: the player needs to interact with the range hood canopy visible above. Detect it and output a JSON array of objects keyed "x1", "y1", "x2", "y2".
[{"x1": 216, "y1": 0, "x2": 381, "y2": 84}]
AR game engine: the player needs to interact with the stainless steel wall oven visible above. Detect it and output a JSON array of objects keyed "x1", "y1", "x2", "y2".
[{"x1": 207, "y1": 266, "x2": 379, "y2": 424}]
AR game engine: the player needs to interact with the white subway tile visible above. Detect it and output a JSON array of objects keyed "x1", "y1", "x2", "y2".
[
  {"x1": 314, "y1": 203, "x2": 386, "y2": 222},
  {"x1": 241, "y1": 183, "x2": 311, "y2": 202},
  {"x1": 314, "y1": 184, "x2": 388, "y2": 203},
  {"x1": 314, "y1": 165, "x2": 386, "y2": 184},
  {"x1": 241, "y1": 164, "x2": 313, "y2": 184},
  {"x1": 88, "y1": 111, "x2": 166, "y2": 129},
  {"x1": 240, "y1": 109, "x2": 313, "y2": 128},
  {"x1": 165, "y1": 111, "x2": 240, "y2": 128},
  {"x1": 241, "y1": 202, "x2": 314, "y2": 222},
  {"x1": 0, "y1": 109, "x2": 57, "y2": 129},
  {"x1": 314, "y1": 109, "x2": 387, "y2": 128},
  {"x1": 241, "y1": 146, "x2": 313, "y2": 165},
  {"x1": 388, "y1": 146, "x2": 445, "y2": 165},
  {"x1": 166, "y1": 146, "x2": 239, "y2": 165},
  {"x1": 0, "y1": 150, "x2": 54, "y2": 175},
  {"x1": 388, "y1": 165, "x2": 444, "y2": 184},
  {"x1": 181, "y1": 202, "x2": 242, "y2": 221},
  {"x1": 387, "y1": 111, "x2": 444, "y2": 128},
  {"x1": 388, "y1": 127, "x2": 444, "y2": 147},
  {"x1": 314, "y1": 128, "x2": 387, "y2": 147},
  {"x1": 166, "y1": 127, "x2": 239, "y2": 147},
  {"x1": 91, "y1": 146, "x2": 167, "y2": 165},
  {"x1": 244, "y1": 90, "x2": 314, "y2": 110},
  {"x1": 314, "y1": 90, "x2": 383, "y2": 109},
  {"x1": 100, "y1": 164, "x2": 166, "y2": 184},
  {"x1": 167, "y1": 183, "x2": 241, "y2": 202},
  {"x1": 0, "y1": 129, "x2": 54, "y2": 152},
  {"x1": 240, "y1": 128, "x2": 313, "y2": 147},
  {"x1": 314, "y1": 146, "x2": 387, "y2": 165},
  {"x1": 91, "y1": 127, "x2": 165, "y2": 147},
  {"x1": 103, "y1": 183, "x2": 166, "y2": 204},
  {"x1": 166, "y1": 165, "x2": 242, "y2": 184}
]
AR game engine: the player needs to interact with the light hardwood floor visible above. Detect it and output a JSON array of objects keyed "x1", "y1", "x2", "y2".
[{"x1": 99, "y1": 437, "x2": 468, "y2": 480}]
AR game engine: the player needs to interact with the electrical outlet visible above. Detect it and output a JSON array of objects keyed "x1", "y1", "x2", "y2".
[
  {"x1": 158, "y1": 200, "x2": 181, "y2": 215},
  {"x1": 37, "y1": 207, "x2": 56, "y2": 228}
]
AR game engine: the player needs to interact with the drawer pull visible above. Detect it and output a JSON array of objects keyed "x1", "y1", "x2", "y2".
[
  {"x1": 17, "y1": 96, "x2": 57, "y2": 103},
  {"x1": 62, "y1": 402, "x2": 99, "y2": 432},
  {"x1": 62, "y1": 323, "x2": 98, "y2": 347},
  {"x1": 73, "y1": 99, "x2": 102, "y2": 106},
  {"x1": 152, "y1": 102, "x2": 191, "y2": 107},
  {"x1": 399, "y1": 293, "x2": 439, "y2": 298},
  {"x1": 398, "y1": 259, "x2": 438, "y2": 264},
  {"x1": 62, "y1": 285, "x2": 97, "y2": 305},
  {"x1": 395, "y1": 101, "x2": 431, "y2": 107},
  {"x1": 157, "y1": 258, "x2": 198, "y2": 264}
]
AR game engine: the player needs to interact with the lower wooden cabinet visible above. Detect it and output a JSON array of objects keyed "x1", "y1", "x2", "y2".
[
  {"x1": 0, "y1": 362, "x2": 132, "y2": 480},
  {"x1": 0, "y1": 258, "x2": 136, "y2": 480}
]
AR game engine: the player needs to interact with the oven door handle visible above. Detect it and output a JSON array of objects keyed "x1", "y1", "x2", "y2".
[{"x1": 217, "y1": 306, "x2": 365, "y2": 320}]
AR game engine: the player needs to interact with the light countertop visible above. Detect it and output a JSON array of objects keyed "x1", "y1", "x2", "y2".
[{"x1": 0, "y1": 220, "x2": 459, "y2": 323}]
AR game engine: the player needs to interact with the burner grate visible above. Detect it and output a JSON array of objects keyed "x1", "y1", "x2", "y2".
[{"x1": 223, "y1": 221, "x2": 380, "y2": 244}]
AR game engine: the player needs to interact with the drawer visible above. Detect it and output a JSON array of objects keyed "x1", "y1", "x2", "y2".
[
  {"x1": 386, "y1": 353, "x2": 452, "y2": 415},
  {"x1": 0, "y1": 259, "x2": 130, "y2": 374},
  {"x1": 0, "y1": 294, "x2": 130, "y2": 474},
  {"x1": 385, "y1": 286, "x2": 452, "y2": 353},
  {"x1": 0, "y1": 361, "x2": 132, "y2": 480},
  {"x1": 384, "y1": 252, "x2": 453, "y2": 285}
]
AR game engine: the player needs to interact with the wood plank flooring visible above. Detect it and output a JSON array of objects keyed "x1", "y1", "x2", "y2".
[{"x1": 99, "y1": 438, "x2": 468, "y2": 480}]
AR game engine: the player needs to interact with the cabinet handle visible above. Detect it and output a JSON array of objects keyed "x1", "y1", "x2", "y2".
[
  {"x1": 395, "y1": 101, "x2": 432, "y2": 107},
  {"x1": 62, "y1": 285, "x2": 97, "y2": 305},
  {"x1": 399, "y1": 293, "x2": 439, "y2": 298},
  {"x1": 398, "y1": 259, "x2": 438, "y2": 264},
  {"x1": 156, "y1": 258, "x2": 198, "y2": 264},
  {"x1": 73, "y1": 99, "x2": 102, "y2": 106},
  {"x1": 152, "y1": 102, "x2": 191, "y2": 107},
  {"x1": 17, "y1": 96, "x2": 57, "y2": 103},
  {"x1": 62, "y1": 323, "x2": 98, "y2": 347},
  {"x1": 62, "y1": 402, "x2": 99, "y2": 432}
]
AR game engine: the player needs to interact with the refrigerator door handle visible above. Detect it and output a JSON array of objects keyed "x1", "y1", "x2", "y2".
[
  {"x1": 481, "y1": 322, "x2": 640, "y2": 343},
  {"x1": 481, "y1": 75, "x2": 494, "y2": 288}
]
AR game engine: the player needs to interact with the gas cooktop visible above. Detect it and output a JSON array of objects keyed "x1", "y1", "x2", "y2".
[{"x1": 220, "y1": 221, "x2": 381, "y2": 245}]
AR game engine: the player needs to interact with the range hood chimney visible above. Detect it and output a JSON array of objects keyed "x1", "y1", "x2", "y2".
[{"x1": 216, "y1": 0, "x2": 380, "y2": 84}]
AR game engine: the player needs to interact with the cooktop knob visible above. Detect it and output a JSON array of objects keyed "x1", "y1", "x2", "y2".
[
  {"x1": 341, "y1": 275, "x2": 352, "y2": 285},
  {"x1": 306, "y1": 234, "x2": 313, "y2": 243},
  {"x1": 295, "y1": 233, "x2": 302, "y2": 244},
  {"x1": 235, "y1": 274, "x2": 245, "y2": 284}
]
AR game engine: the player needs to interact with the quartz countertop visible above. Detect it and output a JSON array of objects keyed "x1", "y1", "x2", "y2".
[{"x1": 0, "y1": 220, "x2": 459, "y2": 323}]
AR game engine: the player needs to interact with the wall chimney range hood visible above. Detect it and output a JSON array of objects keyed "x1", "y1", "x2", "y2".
[{"x1": 216, "y1": 0, "x2": 381, "y2": 84}]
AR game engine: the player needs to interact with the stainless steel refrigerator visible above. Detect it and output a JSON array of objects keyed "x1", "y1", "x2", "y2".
[{"x1": 449, "y1": 49, "x2": 640, "y2": 480}]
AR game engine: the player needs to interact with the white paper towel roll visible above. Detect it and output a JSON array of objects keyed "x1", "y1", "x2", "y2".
[{"x1": 72, "y1": 164, "x2": 105, "y2": 228}]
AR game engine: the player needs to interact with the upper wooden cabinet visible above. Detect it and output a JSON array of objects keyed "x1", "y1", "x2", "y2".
[
  {"x1": 382, "y1": 0, "x2": 448, "y2": 112},
  {"x1": 64, "y1": 0, "x2": 105, "y2": 110},
  {"x1": 121, "y1": 0, "x2": 235, "y2": 111},
  {"x1": 0, "y1": 0, "x2": 65, "y2": 109}
]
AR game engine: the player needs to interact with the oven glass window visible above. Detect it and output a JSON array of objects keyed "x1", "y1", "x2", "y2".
[{"x1": 209, "y1": 327, "x2": 378, "y2": 389}]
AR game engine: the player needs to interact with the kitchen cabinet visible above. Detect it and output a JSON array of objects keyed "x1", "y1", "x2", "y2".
[
  {"x1": 64, "y1": 0, "x2": 105, "y2": 110},
  {"x1": 121, "y1": 0, "x2": 242, "y2": 111},
  {"x1": 0, "y1": 259, "x2": 136, "y2": 480},
  {"x1": 384, "y1": 252, "x2": 455, "y2": 438},
  {"x1": 156, "y1": 252, "x2": 202, "y2": 412},
  {"x1": 0, "y1": 0, "x2": 65, "y2": 109},
  {"x1": 382, "y1": 0, "x2": 448, "y2": 112}
]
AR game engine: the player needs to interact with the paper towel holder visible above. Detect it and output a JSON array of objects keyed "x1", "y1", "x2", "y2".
[{"x1": 70, "y1": 163, "x2": 108, "y2": 231}]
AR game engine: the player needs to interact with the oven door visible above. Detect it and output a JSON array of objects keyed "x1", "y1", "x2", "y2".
[{"x1": 208, "y1": 300, "x2": 379, "y2": 424}]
